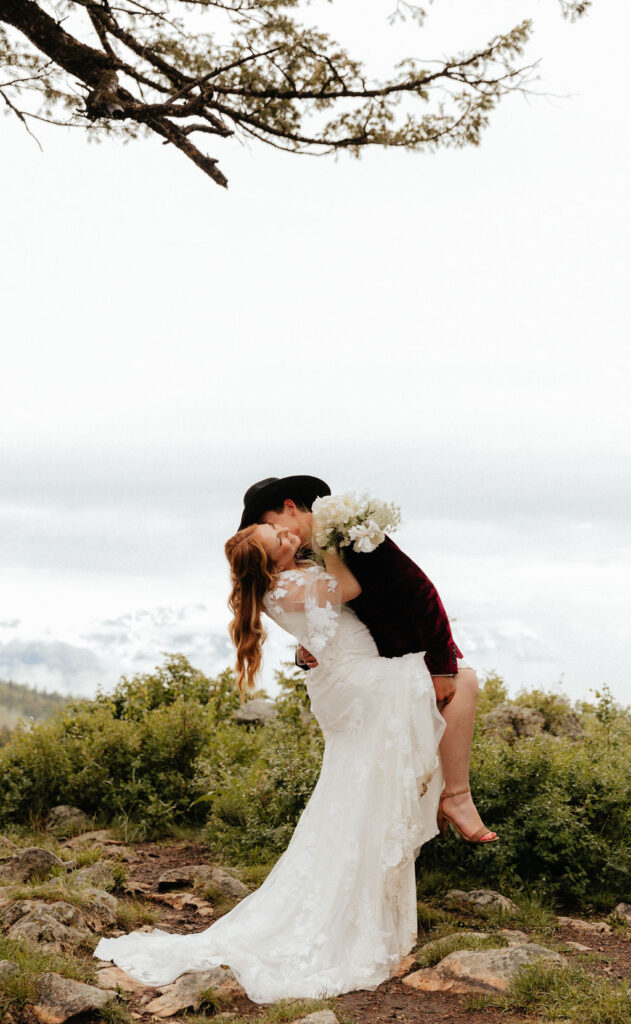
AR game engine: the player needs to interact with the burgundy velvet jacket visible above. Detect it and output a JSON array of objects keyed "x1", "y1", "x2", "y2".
[{"x1": 343, "y1": 536, "x2": 462, "y2": 675}]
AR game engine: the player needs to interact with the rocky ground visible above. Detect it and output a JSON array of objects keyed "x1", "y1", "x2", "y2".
[{"x1": 1, "y1": 807, "x2": 630, "y2": 1024}]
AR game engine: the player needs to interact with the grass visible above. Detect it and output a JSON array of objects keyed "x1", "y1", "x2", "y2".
[
  {"x1": 231, "y1": 862, "x2": 275, "y2": 889},
  {"x1": 4, "y1": 860, "x2": 125, "y2": 906},
  {"x1": 187, "y1": 997, "x2": 346, "y2": 1024},
  {"x1": 5, "y1": 875, "x2": 102, "y2": 907},
  {"x1": 0, "y1": 936, "x2": 97, "y2": 1016},
  {"x1": 196, "y1": 984, "x2": 233, "y2": 1015},
  {"x1": 415, "y1": 930, "x2": 507, "y2": 968},
  {"x1": 195, "y1": 882, "x2": 239, "y2": 917},
  {"x1": 114, "y1": 896, "x2": 159, "y2": 930},
  {"x1": 466, "y1": 960, "x2": 631, "y2": 1024},
  {"x1": 97, "y1": 999, "x2": 133, "y2": 1024}
]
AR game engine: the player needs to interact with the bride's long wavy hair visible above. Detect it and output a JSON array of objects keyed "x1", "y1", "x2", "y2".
[{"x1": 225, "y1": 524, "x2": 277, "y2": 702}]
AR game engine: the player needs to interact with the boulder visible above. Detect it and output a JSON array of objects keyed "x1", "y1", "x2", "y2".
[
  {"x1": 33, "y1": 972, "x2": 116, "y2": 1024},
  {"x1": 0, "y1": 959, "x2": 20, "y2": 979},
  {"x1": 557, "y1": 916, "x2": 612, "y2": 934},
  {"x1": 233, "y1": 698, "x2": 277, "y2": 725},
  {"x1": 482, "y1": 704, "x2": 545, "y2": 743},
  {"x1": 614, "y1": 903, "x2": 631, "y2": 924},
  {"x1": 0, "y1": 847, "x2": 73, "y2": 884},
  {"x1": 0, "y1": 900, "x2": 90, "y2": 952},
  {"x1": 444, "y1": 889, "x2": 518, "y2": 914},
  {"x1": 144, "y1": 966, "x2": 244, "y2": 1017},
  {"x1": 403, "y1": 943, "x2": 565, "y2": 994},
  {"x1": 45, "y1": 807, "x2": 90, "y2": 838}
]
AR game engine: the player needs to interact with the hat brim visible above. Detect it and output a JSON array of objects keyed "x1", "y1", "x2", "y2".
[{"x1": 239, "y1": 475, "x2": 331, "y2": 530}]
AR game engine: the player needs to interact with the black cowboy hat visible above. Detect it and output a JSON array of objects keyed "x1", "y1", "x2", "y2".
[{"x1": 238, "y1": 475, "x2": 331, "y2": 531}]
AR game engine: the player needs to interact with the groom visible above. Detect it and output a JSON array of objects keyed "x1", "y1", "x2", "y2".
[
  {"x1": 238, "y1": 475, "x2": 462, "y2": 697},
  {"x1": 238, "y1": 474, "x2": 493, "y2": 842}
]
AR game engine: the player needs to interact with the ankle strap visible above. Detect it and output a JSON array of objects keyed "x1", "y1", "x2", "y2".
[{"x1": 442, "y1": 787, "x2": 470, "y2": 799}]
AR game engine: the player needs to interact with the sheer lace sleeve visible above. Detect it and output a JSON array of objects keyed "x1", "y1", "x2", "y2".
[{"x1": 264, "y1": 564, "x2": 342, "y2": 655}]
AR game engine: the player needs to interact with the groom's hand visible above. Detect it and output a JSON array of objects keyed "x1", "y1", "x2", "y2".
[
  {"x1": 296, "y1": 645, "x2": 319, "y2": 670},
  {"x1": 431, "y1": 674, "x2": 456, "y2": 705}
]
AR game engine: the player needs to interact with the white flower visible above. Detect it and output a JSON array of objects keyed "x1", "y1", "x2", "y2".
[
  {"x1": 311, "y1": 492, "x2": 401, "y2": 553},
  {"x1": 348, "y1": 519, "x2": 385, "y2": 553}
]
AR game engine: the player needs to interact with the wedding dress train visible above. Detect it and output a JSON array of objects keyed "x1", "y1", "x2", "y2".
[{"x1": 94, "y1": 565, "x2": 445, "y2": 1002}]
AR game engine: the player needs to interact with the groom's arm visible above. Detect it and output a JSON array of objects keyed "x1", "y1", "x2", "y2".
[{"x1": 355, "y1": 536, "x2": 462, "y2": 673}]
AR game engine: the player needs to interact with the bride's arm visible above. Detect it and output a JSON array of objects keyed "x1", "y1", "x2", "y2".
[{"x1": 321, "y1": 548, "x2": 362, "y2": 603}]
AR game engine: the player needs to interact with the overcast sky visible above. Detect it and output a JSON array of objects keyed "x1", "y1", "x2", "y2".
[{"x1": 1, "y1": 0, "x2": 629, "y2": 704}]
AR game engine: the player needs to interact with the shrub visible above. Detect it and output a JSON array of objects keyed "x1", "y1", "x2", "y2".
[{"x1": 416, "y1": 727, "x2": 631, "y2": 909}]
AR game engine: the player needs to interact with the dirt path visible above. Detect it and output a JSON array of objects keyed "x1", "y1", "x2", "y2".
[{"x1": 97, "y1": 842, "x2": 631, "y2": 1024}]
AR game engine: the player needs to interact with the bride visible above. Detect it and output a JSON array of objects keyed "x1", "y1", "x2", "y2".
[{"x1": 94, "y1": 520, "x2": 491, "y2": 1002}]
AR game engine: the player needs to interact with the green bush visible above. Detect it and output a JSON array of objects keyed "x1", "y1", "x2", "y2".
[
  {"x1": 416, "y1": 726, "x2": 631, "y2": 909},
  {"x1": 196, "y1": 668, "x2": 324, "y2": 864},
  {"x1": 0, "y1": 656, "x2": 236, "y2": 835},
  {"x1": 1, "y1": 657, "x2": 630, "y2": 910}
]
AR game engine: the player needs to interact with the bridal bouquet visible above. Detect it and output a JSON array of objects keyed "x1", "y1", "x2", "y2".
[{"x1": 311, "y1": 492, "x2": 402, "y2": 554}]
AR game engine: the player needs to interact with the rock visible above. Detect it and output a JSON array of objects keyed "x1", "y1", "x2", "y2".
[
  {"x1": 233, "y1": 698, "x2": 277, "y2": 725},
  {"x1": 557, "y1": 916, "x2": 612, "y2": 934},
  {"x1": 392, "y1": 953, "x2": 417, "y2": 977},
  {"x1": 124, "y1": 878, "x2": 152, "y2": 896},
  {"x1": 564, "y1": 940, "x2": 592, "y2": 952},
  {"x1": 145, "y1": 967, "x2": 244, "y2": 1017},
  {"x1": 45, "y1": 807, "x2": 91, "y2": 838},
  {"x1": 415, "y1": 931, "x2": 489, "y2": 964},
  {"x1": 76, "y1": 887, "x2": 118, "y2": 930},
  {"x1": 0, "y1": 847, "x2": 73, "y2": 884},
  {"x1": 61, "y1": 831, "x2": 135, "y2": 862},
  {"x1": 0, "y1": 836, "x2": 18, "y2": 859},
  {"x1": 33, "y1": 972, "x2": 116, "y2": 1023},
  {"x1": 444, "y1": 889, "x2": 518, "y2": 914},
  {"x1": 157, "y1": 865, "x2": 249, "y2": 900},
  {"x1": 403, "y1": 943, "x2": 565, "y2": 994},
  {"x1": 0, "y1": 959, "x2": 20, "y2": 979},
  {"x1": 157, "y1": 865, "x2": 213, "y2": 890},
  {"x1": 500, "y1": 928, "x2": 530, "y2": 945},
  {"x1": 208, "y1": 868, "x2": 250, "y2": 901},
  {"x1": 614, "y1": 903, "x2": 631, "y2": 924},
  {"x1": 293, "y1": 1013, "x2": 339, "y2": 1024},
  {"x1": 549, "y1": 713, "x2": 584, "y2": 740},
  {"x1": 0, "y1": 900, "x2": 90, "y2": 952},
  {"x1": 482, "y1": 704, "x2": 545, "y2": 743},
  {"x1": 154, "y1": 892, "x2": 214, "y2": 917},
  {"x1": 96, "y1": 965, "x2": 147, "y2": 994},
  {"x1": 73, "y1": 862, "x2": 118, "y2": 887}
]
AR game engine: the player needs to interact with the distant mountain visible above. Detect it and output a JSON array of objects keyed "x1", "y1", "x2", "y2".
[{"x1": 0, "y1": 678, "x2": 71, "y2": 739}]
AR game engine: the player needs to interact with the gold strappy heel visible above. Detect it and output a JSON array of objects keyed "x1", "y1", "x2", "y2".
[{"x1": 437, "y1": 787, "x2": 499, "y2": 843}]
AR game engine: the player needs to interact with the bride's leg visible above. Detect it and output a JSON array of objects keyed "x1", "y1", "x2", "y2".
[{"x1": 435, "y1": 668, "x2": 496, "y2": 839}]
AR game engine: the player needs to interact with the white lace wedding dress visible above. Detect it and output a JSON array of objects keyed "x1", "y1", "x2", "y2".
[{"x1": 94, "y1": 564, "x2": 445, "y2": 1002}]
